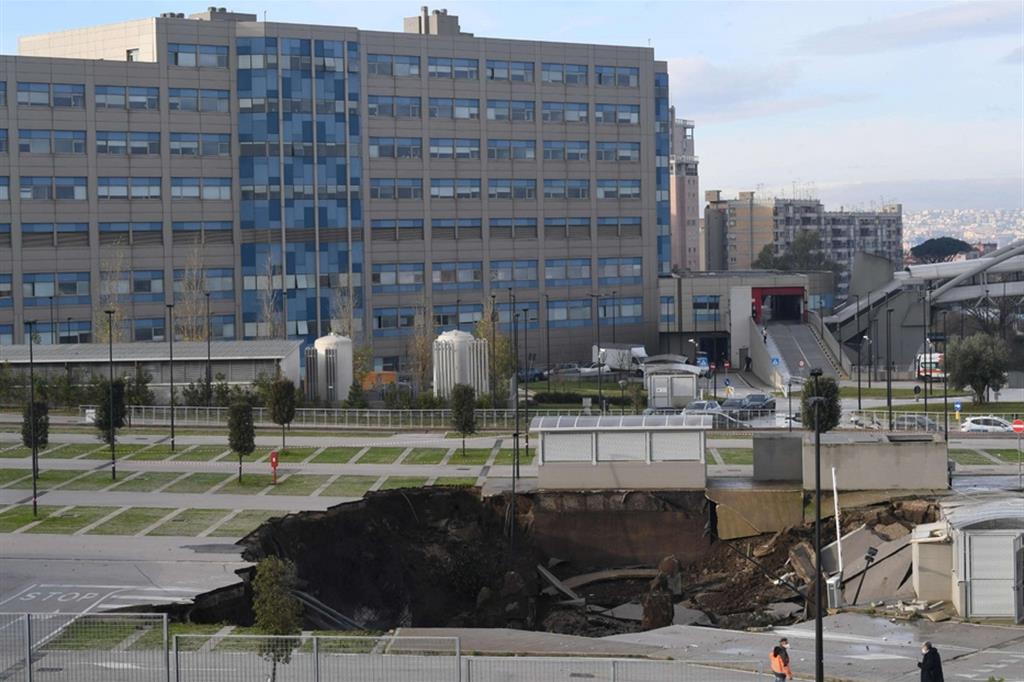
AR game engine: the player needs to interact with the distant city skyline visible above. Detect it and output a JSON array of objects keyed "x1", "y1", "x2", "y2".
[{"x1": 1, "y1": 0, "x2": 1021, "y2": 210}]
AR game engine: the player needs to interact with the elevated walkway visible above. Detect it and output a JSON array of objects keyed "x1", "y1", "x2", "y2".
[{"x1": 766, "y1": 321, "x2": 840, "y2": 378}]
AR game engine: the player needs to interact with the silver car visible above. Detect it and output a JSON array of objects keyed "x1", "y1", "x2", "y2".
[{"x1": 960, "y1": 416, "x2": 1013, "y2": 433}]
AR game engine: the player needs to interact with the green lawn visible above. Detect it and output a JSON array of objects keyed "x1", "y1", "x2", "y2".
[
  {"x1": 433, "y1": 477, "x2": 478, "y2": 487},
  {"x1": 88, "y1": 507, "x2": 177, "y2": 536},
  {"x1": 207, "y1": 509, "x2": 280, "y2": 538},
  {"x1": 271, "y1": 448, "x2": 317, "y2": 463},
  {"x1": 311, "y1": 447, "x2": 363, "y2": 463},
  {"x1": 163, "y1": 473, "x2": 231, "y2": 494},
  {"x1": 0, "y1": 446, "x2": 37, "y2": 458},
  {"x1": 320, "y1": 475, "x2": 378, "y2": 498},
  {"x1": 379, "y1": 476, "x2": 428, "y2": 491},
  {"x1": 214, "y1": 474, "x2": 275, "y2": 495},
  {"x1": 447, "y1": 448, "x2": 492, "y2": 466},
  {"x1": 0, "y1": 505, "x2": 61, "y2": 532},
  {"x1": 948, "y1": 449, "x2": 995, "y2": 465},
  {"x1": 44, "y1": 620, "x2": 140, "y2": 650},
  {"x1": 866, "y1": 402, "x2": 1024, "y2": 415},
  {"x1": 83, "y1": 444, "x2": 145, "y2": 460},
  {"x1": 840, "y1": 386, "x2": 971, "y2": 400},
  {"x1": 26, "y1": 506, "x2": 114, "y2": 534},
  {"x1": 35, "y1": 469, "x2": 89, "y2": 490},
  {"x1": 493, "y1": 448, "x2": 535, "y2": 466},
  {"x1": 59, "y1": 471, "x2": 117, "y2": 491},
  {"x1": 172, "y1": 445, "x2": 230, "y2": 461},
  {"x1": 0, "y1": 469, "x2": 33, "y2": 487},
  {"x1": 402, "y1": 448, "x2": 449, "y2": 465},
  {"x1": 130, "y1": 623, "x2": 224, "y2": 651},
  {"x1": 109, "y1": 471, "x2": 184, "y2": 492},
  {"x1": 41, "y1": 443, "x2": 104, "y2": 459},
  {"x1": 147, "y1": 508, "x2": 233, "y2": 536},
  {"x1": 986, "y1": 449, "x2": 1023, "y2": 463},
  {"x1": 125, "y1": 446, "x2": 178, "y2": 461},
  {"x1": 356, "y1": 447, "x2": 406, "y2": 464},
  {"x1": 267, "y1": 474, "x2": 331, "y2": 496},
  {"x1": 717, "y1": 448, "x2": 754, "y2": 465}
]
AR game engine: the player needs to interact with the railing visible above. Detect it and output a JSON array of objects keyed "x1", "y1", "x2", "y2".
[
  {"x1": 849, "y1": 409, "x2": 1023, "y2": 432},
  {"x1": 808, "y1": 310, "x2": 852, "y2": 377},
  {"x1": 79, "y1": 405, "x2": 591, "y2": 430}
]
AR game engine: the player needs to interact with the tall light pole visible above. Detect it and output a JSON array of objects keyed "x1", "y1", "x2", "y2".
[
  {"x1": 942, "y1": 310, "x2": 949, "y2": 442},
  {"x1": 205, "y1": 291, "x2": 212, "y2": 407},
  {"x1": 65, "y1": 317, "x2": 72, "y2": 344},
  {"x1": 104, "y1": 309, "x2": 116, "y2": 481},
  {"x1": 886, "y1": 307, "x2": 894, "y2": 431},
  {"x1": 49, "y1": 296, "x2": 55, "y2": 344},
  {"x1": 544, "y1": 293, "x2": 552, "y2": 393},
  {"x1": 27, "y1": 320, "x2": 39, "y2": 516},
  {"x1": 921, "y1": 289, "x2": 929, "y2": 414},
  {"x1": 858, "y1": 335, "x2": 869, "y2": 411},
  {"x1": 853, "y1": 294, "x2": 861, "y2": 409},
  {"x1": 809, "y1": 367, "x2": 825, "y2": 682},
  {"x1": 166, "y1": 303, "x2": 176, "y2": 452},
  {"x1": 508, "y1": 289, "x2": 519, "y2": 476},
  {"x1": 521, "y1": 305, "x2": 530, "y2": 478},
  {"x1": 590, "y1": 293, "x2": 603, "y2": 413},
  {"x1": 489, "y1": 293, "x2": 497, "y2": 405},
  {"x1": 610, "y1": 289, "x2": 617, "y2": 344}
]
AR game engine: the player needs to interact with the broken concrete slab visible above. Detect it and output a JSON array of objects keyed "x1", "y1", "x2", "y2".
[
  {"x1": 706, "y1": 488, "x2": 803, "y2": 540},
  {"x1": 842, "y1": 544, "x2": 913, "y2": 606},
  {"x1": 562, "y1": 568, "x2": 659, "y2": 590},
  {"x1": 789, "y1": 541, "x2": 818, "y2": 585},
  {"x1": 536, "y1": 564, "x2": 581, "y2": 601}
]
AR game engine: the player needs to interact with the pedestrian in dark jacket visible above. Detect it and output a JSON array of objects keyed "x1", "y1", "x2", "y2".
[{"x1": 918, "y1": 641, "x2": 944, "y2": 682}]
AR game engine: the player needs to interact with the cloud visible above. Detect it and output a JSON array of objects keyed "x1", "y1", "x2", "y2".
[
  {"x1": 798, "y1": 1, "x2": 1021, "y2": 56},
  {"x1": 667, "y1": 57, "x2": 870, "y2": 123},
  {"x1": 1002, "y1": 46, "x2": 1024, "y2": 64}
]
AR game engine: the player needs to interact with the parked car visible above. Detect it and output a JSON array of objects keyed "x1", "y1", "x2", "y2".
[
  {"x1": 642, "y1": 407, "x2": 685, "y2": 416},
  {"x1": 960, "y1": 416, "x2": 1014, "y2": 433},
  {"x1": 577, "y1": 362, "x2": 611, "y2": 377},
  {"x1": 720, "y1": 398, "x2": 748, "y2": 419},
  {"x1": 742, "y1": 394, "x2": 776, "y2": 415},
  {"x1": 549, "y1": 362, "x2": 581, "y2": 376},
  {"x1": 684, "y1": 400, "x2": 722, "y2": 413},
  {"x1": 517, "y1": 367, "x2": 545, "y2": 383},
  {"x1": 892, "y1": 414, "x2": 944, "y2": 432}
]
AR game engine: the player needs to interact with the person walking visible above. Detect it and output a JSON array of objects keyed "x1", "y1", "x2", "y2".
[
  {"x1": 770, "y1": 637, "x2": 793, "y2": 680},
  {"x1": 918, "y1": 641, "x2": 944, "y2": 682}
]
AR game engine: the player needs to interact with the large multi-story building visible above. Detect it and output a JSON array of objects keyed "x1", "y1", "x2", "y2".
[
  {"x1": 704, "y1": 190, "x2": 902, "y2": 298},
  {"x1": 669, "y1": 114, "x2": 699, "y2": 271},
  {"x1": 0, "y1": 6, "x2": 671, "y2": 373}
]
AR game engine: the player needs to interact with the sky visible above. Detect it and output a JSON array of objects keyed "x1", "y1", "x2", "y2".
[{"x1": 1, "y1": 0, "x2": 1022, "y2": 211}]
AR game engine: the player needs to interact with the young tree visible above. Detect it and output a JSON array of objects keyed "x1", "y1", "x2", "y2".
[
  {"x1": 343, "y1": 381, "x2": 368, "y2": 408},
  {"x1": 94, "y1": 378, "x2": 127, "y2": 445},
  {"x1": 93, "y1": 242, "x2": 129, "y2": 343},
  {"x1": 945, "y1": 333, "x2": 1010, "y2": 404},
  {"x1": 408, "y1": 302, "x2": 434, "y2": 396},
  {"x1": 450, "y1": 384, "x2": 477, "y2": 458},
  {"x1": 267, "y1": 378, "x2": 297, "y2": 452},
  {"x1": 474, "y1": 297, "x2": 514, "y2": 407},
  {"x1": 124, "y1": 368, "x2": 155, "y2": 407},
  {"x1": 252, "y1": 556, "x2": 302, "y2": 682},
  {"x1": 910, "y1": 237, "x2": 973, "y2": 264},
  {"x1": 22, "y1": 401, "x2": 49, "y2": 452},
  {"x1": 228, "y1": 401, "x2": 256, "y2": 483},
  {"x1": 800, "y1": 375, "x2": 841, "y2": 433},
  {"x1": 175, "y1": 246, "x2": 208, "y2": 342},
  {"x1": 257, "y1": 254, "x2": 285, "y2": 339}
]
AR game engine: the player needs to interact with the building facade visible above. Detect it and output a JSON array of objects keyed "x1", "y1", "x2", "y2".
[
  {"x1": 0, "y1": 7, "x2": 670, "y2": 373},
  {"x1": 669, "y1": 114, "x2": 699, "y2": 272},
  {"x1": 703, "y1": 190, "x2": 903, "y2": 299}
]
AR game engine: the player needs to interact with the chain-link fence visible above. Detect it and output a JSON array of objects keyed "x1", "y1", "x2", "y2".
[{"x1": 0, "y1": 612, "x2": 168, "y2": 682}]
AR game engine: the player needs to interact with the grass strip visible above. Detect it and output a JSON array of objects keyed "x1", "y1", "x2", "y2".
[
  {"x1": 147, "y1": 508, "x2": 232, "y2": 537},
  {"x1": 109, "y1": 471, "x2": 183, "y2": 492},
  {"x1": 356, "y1": 447, "x2": 406, "y2": 464},
  {"x1": 163, "y1": 473, "x2": 231, "y2": 494},
  {"x1": 948, "y1": 449, "x2": 995, "y2": 465},
  {"x1": 319, "y1": 475, "x2": 377, "y2": 498},
  {"x1": 207, "y1": 510, "x2": 280, "y2": 538},
  {"x1": 433, "y1": 477, "x2": 478, "y2": 487},
  {"x1": 379, "y1": 476, "x2": 428, "y2": 490},
  {"x1": 717, "y1": 448, "x2": 754, "y2": 465},
  {"x1": 402, "y1": 448, "x2": 449, "y2": 465},
  {"x1": 493, "y1": 448, "x2": 535, "y2": 466},
  {"x1": 88, "y1": 507, "x2": 177, "y2": 535},
  {"x1": 267, "y1": 474, "x2": 331, "y2": 496},
  {"x1": 447, "y1": 448, "x2": 492, "y2": 466},
  {"x1": 26, "y1": 506, "x2": 113, "y2": 534},
  {"x1": 311, "y1": 447, "x2": 362, "y2": 463},
  {"x1": 214, "y1": 474, "x2": 275, "y2": 495},
  {"x1": 0, "y1": 505, "x2": 61, "y2": 532}
]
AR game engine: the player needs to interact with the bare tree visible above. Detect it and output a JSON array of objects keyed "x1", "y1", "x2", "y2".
[
  {"x1": 407, "y1": 297, "x2": 434, "y2": 395},
  {"x1": 475, "y1": 297, "x2": 514, "y2": 405},
  {"x1": 257, "y1": 253, "x2": 285, "y2": 339},
  {"x1": 94, "y1": 241, "x2": 129, "y2": 343},
  {"x1": 175, "y1": 246, "x2": 207, "y2": 342},
  {"x1": 328, "y1": 284, "x2": 373, "y2": 381}
]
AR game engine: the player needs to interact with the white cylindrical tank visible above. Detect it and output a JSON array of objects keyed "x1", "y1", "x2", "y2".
[
  {"x1": 433, "y1": 329, "x2": 489, "y2": 398},
  {"x1": 313, "y1": 333, "x2": 354, "y2": 403}
]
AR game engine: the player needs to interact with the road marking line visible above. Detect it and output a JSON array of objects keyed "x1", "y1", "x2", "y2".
[{"x1": 0, "y1": 583, "x2": 38, "y2": 606}]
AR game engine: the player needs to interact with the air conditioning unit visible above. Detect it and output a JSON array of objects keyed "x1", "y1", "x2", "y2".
[{"x1": 826, "y1": 575, "x2": 843, "y2": 609}]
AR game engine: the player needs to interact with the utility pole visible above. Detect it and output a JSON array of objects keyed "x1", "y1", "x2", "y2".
[
  {"x1": 489, "y1": 293, "x2": 497, "y2": 405},
  {"x1": 105, "y1": 309, "x2": 116, "y2": 481},
  {"x1": 544, "y1": 293, "x2": 551, "y2": 394},
  {"x1": 942, "y1": 311, "x2": 949, "y2": 442},
  {"x1": 167, "y1": 303, "x2": 176, "y2": 452},
  {"x1": 205, "y1": 292, "x2": 212, "y2": 407},
  {"x1": 810, "y1": 367, "x2": 825, "y2": 682},
  {"x1": 521, "y1": 306, "x2": 529, "y2": 479},
  {"x1": 886, "y1": 308, "x2": 894, "y2": 431},
  {"x1": 27, "y1": 321, "x2": 38, "y2": 516},
  {"x1": 922, "y1": 289, "x2": 929, "y2": 414}
]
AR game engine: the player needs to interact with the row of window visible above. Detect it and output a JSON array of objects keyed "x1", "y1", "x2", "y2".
[
  {"x1": 368, "y1": 136, "x2": 640, "y2": 161},
  {"x1": 168, "y1": 43, "x2": 229, "y2": 68},
  {"x1": 4, "y1": 314, "x2": 238, "y2": 345},
  {"x1": 0, "y1": 176, "x2": 230, "y2": 200},
  {"x1": 372, "y1": 296, "x2": 643, "y2": 335},
  {"x1": 368, "y1": 177, "x2": 642, "y2": 200},
  {"x1": 4, "y1": 82, "x2": 228, "y2": 111},
  {"x1": 6, "y1": 269, "x2": 235, "y2": 303},
  {"x1": 1, "y1": 129, "x2": 230, "y2": 157},
  {"x1": 367, "y1": 96, "x2": 640, "y2": 123},
  {"x1": 369, "y1": 55, "x2": 639, "y2": 87}
]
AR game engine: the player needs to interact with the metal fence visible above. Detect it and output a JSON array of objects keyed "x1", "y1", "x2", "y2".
[
  {"x1": 849, "y1": 409, "x2": 1023, "y2": 432},
  {"x1": 0, "y1": 612, "x2": 168, "y2": 682},
  {"x1": 0, "y1": 619, "x2": 763, "y2": 682}
]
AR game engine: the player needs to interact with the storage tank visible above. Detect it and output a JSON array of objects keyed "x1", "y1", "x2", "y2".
[
  {"x1": 433, "y1": 330, "x2": 489, "y2": 398},
  {"x1": 313, "y1": 333, "x2": 354, "y2": 403}
]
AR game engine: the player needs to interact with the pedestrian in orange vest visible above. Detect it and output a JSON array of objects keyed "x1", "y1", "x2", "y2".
[{"x1": 770, "y1": 637, "x2": 794, "y2": 681}]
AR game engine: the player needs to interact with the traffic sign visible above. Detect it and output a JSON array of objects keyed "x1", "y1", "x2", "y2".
[
  {"x1": 1013, "y1": 419, "x2": 1024, "y2": 434},
  {"x1": 954, "y1": 401, "x2": 962, "y2": 412},
  {"x1": 798, "y1": 360, "x2": 805, "y2": 369},
  {"x1": 772, "y1": 357, "x2": 780, "y2": 366},
  {"x1": 724, "y1": 360, "x2": 731, "y2": 370},
  {"x1": 913, "y1": 385, "x2": 921, "y2": 395},
  {"x1": 697, "y1": 356, "x2": 709, "y2": 369},
  {"x1": 723, "y1": 378, "x2": 731, "y2": 387}
]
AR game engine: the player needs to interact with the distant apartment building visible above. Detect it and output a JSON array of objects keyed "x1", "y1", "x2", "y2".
[
  {"x1": 704, "y1": 190, "x2": 903, "y2": 298},
  {"x1": 0, "y1": 6, "x2": 671, "y2": 370},
  {"x1": 669, "y1": 113, "x2": 700, "y2": 271}
]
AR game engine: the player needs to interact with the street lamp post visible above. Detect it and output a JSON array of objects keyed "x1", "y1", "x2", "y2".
[
  {"x1": 611, "y1": 289, "x2": 617, "y2": 344},
  {"x1": 104, "y1": 309, "x2": 116, "y2": 481},
  {"x1": 886, "y1": 308, "x2": 894, "y2": 431},
  {"x1": 511, "y1": 310, "x2": 521, "y2": 483},
  {"x1": 521, "y1": 306, "x2": 530, "y2": 478},
  {"x1": 27, "y1": 321, "x2": 39, "y2": 516},
  {"x1": 922, "y1": 289, "x2": 929, "y2": 414},
  {"x1": 942, "y1": 311, "x2": 949, "y2": 442},
  {"x1": 544, "y1": 293, "x2": 552, "y2": 394},
  {"x1": 590, "y1": 294, "x2": 603, "y2": 413},
  {"x1": 49, "y1": 296, "x2": 55, "y2": 345},
  {"x1": 167, "y1": 303, "x2": 176, "y2": 452},
  {"x1": 853, "y1": 294, "x2": 861, "y2": 409},
  {"x1": 490, "y1": 294, "x2": 497, "y2": 405},
  {"x1": 858, "y1": 336, "x2": 869, "y2": 411},
  {"x1": 205, "y1": 292, "x2": 212, "y2": 407},
  {"x1": 66, "y1": 317, "x2": 72, "y2": 344},
  {"x1": 809, "y1": 367, "x2": 825, "y2": 682}
]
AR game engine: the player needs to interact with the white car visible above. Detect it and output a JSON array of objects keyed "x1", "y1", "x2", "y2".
[
  {"x1": 577, "y1": 362, "x2": 611, "y2": 377},
  {"x1": 960, "y1": 416, "x2": 1013, "y2": 433}
]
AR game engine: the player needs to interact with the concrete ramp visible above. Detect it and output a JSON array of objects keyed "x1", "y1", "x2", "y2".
[{"x1": 766, "y1": 321, "x2": 840, "y2": 378}]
